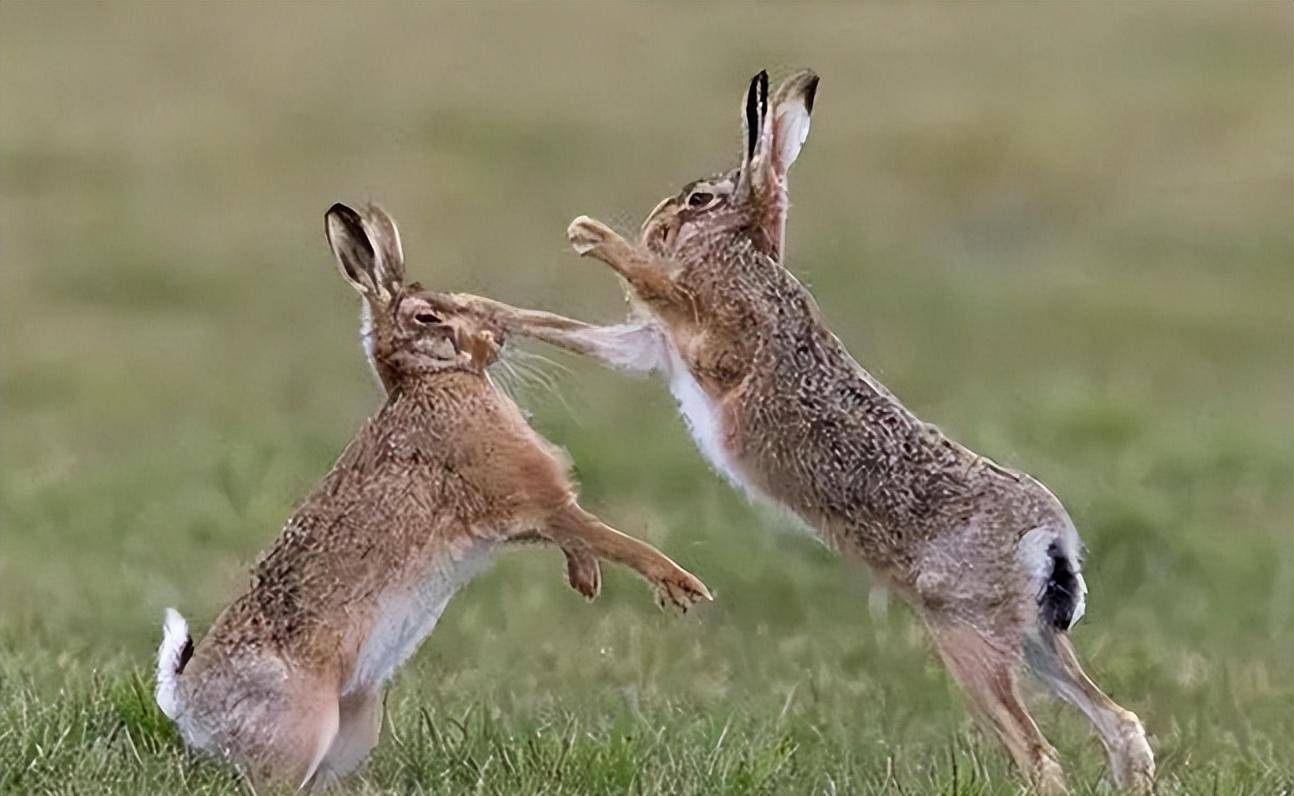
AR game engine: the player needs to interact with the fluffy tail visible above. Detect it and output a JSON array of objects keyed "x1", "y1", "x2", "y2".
[
  {"x1": 1019, "y1": 525, "x2": 1088, "y2": 633},
  {"x1": 155, "y1": 608, "x2": 193, "y2": 720},
  {"x1": 1040, "y1": 540, "x2": 1087, "y2": 631}
]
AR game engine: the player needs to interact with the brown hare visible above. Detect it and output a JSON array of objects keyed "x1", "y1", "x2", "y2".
[
  {"x1": 447, "y1": 71, "x2": 1154, "y2": 794},
  {"x1": 154, "y1": 202, "x2": 710, "y2": 788}
]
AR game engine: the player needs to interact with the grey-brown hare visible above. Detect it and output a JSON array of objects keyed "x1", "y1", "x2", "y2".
[
  {"x1": 447, "y1": 71, "x2": 1153, "y2": 795},
  {"x1": 155, "y1": 203, "x2": 709, "y2": 788}
]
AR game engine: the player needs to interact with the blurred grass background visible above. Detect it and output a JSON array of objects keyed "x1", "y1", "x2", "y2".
[{"x1": 1, "y1": 3, "x2": 1290, "y2": 793}]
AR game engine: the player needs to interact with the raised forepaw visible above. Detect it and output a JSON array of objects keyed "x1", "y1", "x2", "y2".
[
  {"x1": 563, "y1": 541, "x2": 602, "y2": 601},
  {"x1": 566, "y1": 215, "x2": 624, "y2": 258}
]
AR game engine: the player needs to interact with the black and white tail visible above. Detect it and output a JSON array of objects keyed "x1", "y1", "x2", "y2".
[
  {"x1": 1019, "y1": 525, "x2": 1088, "y2": 633},
  {"x1": 1039, "y1": 541, "x2": 1086, "y2": 631},
  {"x1": 155, "y1": 608, "x2": 193, "y2": 719}
]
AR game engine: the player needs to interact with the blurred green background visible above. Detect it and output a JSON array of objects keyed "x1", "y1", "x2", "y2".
[{"x1": 1, "y1": 3, "x2": 1290, "y2": 793}]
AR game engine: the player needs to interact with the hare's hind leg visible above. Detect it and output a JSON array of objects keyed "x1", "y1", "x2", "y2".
[
  {"x1": 186, "y1": 665, "x2": 340, "y2": 787},
  {"x1": 1024, "y1": 630, "x2": 1154, "y2": 792},
  {"x1": 266, "y1": 686, "x2": 340, "y2": 789},
  {"x1": 926, "y1": 618, "x2": 1069, "y2": 796},
  {"x1": 314, "y1": 689, "x2": 384, "y2": 784},
  {"x1": 547, "y1": 503, "x2": 711, "y2": 610},
  {"x1": 235, "y1": 690, "x2": 339, "y2": 787}
]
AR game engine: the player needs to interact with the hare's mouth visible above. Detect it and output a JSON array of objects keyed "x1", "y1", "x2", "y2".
[
  {"x1": 640, "y1": 197, "x2": 680, "y2": 255},
  {"x1": 643, "y1": 215, "x2": 679, "y2": 256}
]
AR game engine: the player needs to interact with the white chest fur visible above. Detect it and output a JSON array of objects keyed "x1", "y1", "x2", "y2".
[
  {"x1": 345, "y1": 544, "x2": 494, "y2": 694},
  {"x1": 663, "y1": 345, "x2": 756, "y2": 499}
]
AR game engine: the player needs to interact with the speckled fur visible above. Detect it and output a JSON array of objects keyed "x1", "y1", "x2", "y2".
[
  {"x1": 155, "y1": 203, "x2": 709, "y2": 788},
  {"x1": 453, "y1": 71, "x2": 1153, "y2": 794}
]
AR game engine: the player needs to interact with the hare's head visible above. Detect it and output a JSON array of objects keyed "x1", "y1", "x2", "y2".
[
  {"x1": 640, "y1": 70, "x2": 818, "y2": 262},
  {"x1": 325, "y1": 203, "x2": 504, "y2": 388}
]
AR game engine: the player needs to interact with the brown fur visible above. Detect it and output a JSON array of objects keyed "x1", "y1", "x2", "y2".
[
  {"x1": 156, "y1": 203, "x2": 709, "y2": 788},
  {"x1": 447, "y1": 72, "x2": 1153, "y2": 793}
]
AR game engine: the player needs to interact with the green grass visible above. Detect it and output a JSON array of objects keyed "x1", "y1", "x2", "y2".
[{"x1": 1, "y1": 3, "x2": 1291, "y2": 793}]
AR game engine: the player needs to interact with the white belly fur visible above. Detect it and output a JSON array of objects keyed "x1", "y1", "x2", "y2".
[{"x1": 344, "y1": 544, "x2": 494, "y2": 694}]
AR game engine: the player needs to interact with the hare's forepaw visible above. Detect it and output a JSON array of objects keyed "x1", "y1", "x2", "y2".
[
  {"x1": 652, "y1": 566, "x2": 712, "y2": 613},
  {"x1": 566, "y1": 216, "x2": 623, "y2": 259},
  {"x1": 563, "y1": 544, "x2": 602, "y2": 601}
]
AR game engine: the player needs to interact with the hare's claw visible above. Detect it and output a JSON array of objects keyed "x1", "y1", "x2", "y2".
[
  {"x1": 652, "y1": 567, "x2": 712, "y2": 613},
  {"x1": 567, "y1": 215, "x2": 619, "y2": 258}
]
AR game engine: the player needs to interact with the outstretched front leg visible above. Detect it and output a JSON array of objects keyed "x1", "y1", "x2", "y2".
[
  {"x1": 441, "y1": 293, "x2": 665, "y2": 374},
  {"x1": 545, "y1": 502, "x2": 711, "y2": 611}
]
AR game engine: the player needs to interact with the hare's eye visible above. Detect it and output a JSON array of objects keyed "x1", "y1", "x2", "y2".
[
  {"x1": 414, "y1": 312, "x2": 441, "y2": 325},
  {"x1": 687, "y1": 191, "x2": 714, "y2": 208}
]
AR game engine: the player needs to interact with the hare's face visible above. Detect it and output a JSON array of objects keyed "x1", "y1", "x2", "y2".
[
  {"x1": 363, "y1": 287, "x2": 507, "y2": 379},
  {"x1": 640, "y1": 169, "x2": 748, "y2": 257},
  {"x1": 641, "y1": 70, "x2": 817, "y2": 264},
  {"x1": 398, "y1": 289, "x2": 505, "y2": 374}
]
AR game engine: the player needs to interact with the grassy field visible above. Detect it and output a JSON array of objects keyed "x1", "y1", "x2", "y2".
[{"x1": 1, "y1": 3, "x2": 1291, "y2": 793}]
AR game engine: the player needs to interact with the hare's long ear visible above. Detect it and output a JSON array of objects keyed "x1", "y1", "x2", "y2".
[
  {"x1": 735, "y1": 70, "x2": 769, "y2": 198},
  {"x1": 325, "y1": 203, "x2": 404, "y2": 303},
  {"x1": 740, "y1": 70, "x2": 818, "y2": 260},
  {"x1": 767, "y1": 70, "x2": 818, "y2": 179},
  {"x1": 326, "y1": 203, "x2": 384, "y2": 299},
  {"x1": 362, "y1": 204, "x2": 406, "y2": 293}
]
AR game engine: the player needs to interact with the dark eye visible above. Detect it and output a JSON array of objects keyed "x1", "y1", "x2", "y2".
[
  {"x1": 414, "y1": 312, "x2": 441, "y2": 325},
  {"x1": 687, "y1": 191, "x2": 714, "y2": 208}
]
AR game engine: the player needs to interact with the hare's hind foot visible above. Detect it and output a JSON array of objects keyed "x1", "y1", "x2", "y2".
[
  {"x1": 1024, "y1": 631, "x2": 1154, "y2": 793},
  {"x1": 1111, "y1": 729, "x2": 1155, "y2": 793}
]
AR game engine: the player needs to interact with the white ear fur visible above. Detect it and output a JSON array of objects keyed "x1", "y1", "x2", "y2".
[
  {"x1": 768, "y1": 71, "x2": 818, "y2": 177},
  {"x1": 772, "y1": 92, "x2": 813, "y2": 173},
  {"x1": 362, "y1": 205, "x2": 406, "y2": 292},
  {"x1": 750, "y1": 71, "x2": 818, "y2": 187}
]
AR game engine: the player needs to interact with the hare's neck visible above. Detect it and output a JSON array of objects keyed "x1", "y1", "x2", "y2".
[{"x1": 388, "y1": 370, "x2": 490, "y2": 407}]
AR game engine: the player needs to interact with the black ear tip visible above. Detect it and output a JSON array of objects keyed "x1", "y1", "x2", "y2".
[
  {"x1": 803, "y1": 75, "x2": 820, "y2": 114},
  {"x1": 325, "y1": 202, "x2": 362, "y2": 228}
]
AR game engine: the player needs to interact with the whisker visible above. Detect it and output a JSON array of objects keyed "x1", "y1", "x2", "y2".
[
  {"x1": 509, "y1": 347, "x2": 573, "y2": 377},
  {"x1": 493, "y1": 344, "x2": 574, "y2": 413},
  {"x1": 488, "y1": 358, "x2": 522, "y2": 402}
]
